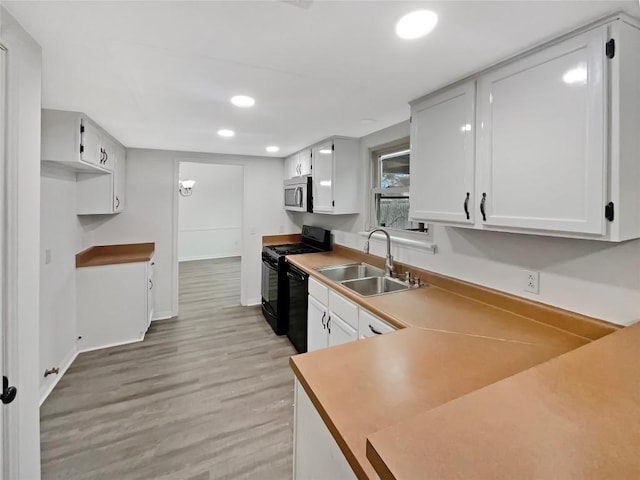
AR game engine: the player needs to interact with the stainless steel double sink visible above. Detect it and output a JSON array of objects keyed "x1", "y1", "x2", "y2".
[{"x1": 315, "y1": 263, "x2": 413, "y2": 297}]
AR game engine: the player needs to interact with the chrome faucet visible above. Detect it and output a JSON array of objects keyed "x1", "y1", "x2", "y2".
[{"x1": 363, "y1": 228, "x2": 394, "y2": 277}]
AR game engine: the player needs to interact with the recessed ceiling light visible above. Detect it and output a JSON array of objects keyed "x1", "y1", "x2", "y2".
[
  {"x1": 396, "y1": 10, "x2": 438, "y2": 40},
  {"x1": 266, "y1": 146, "x2": 280, "y2": 153},
  {"x1": 360, "y1": 118, "x2": 377, "y2": 125},
  {"x1": 217, "y1": 129, "x2": 235, "y2": 137},
  {"x1": 230, "y1": 95, "x2": 255, "y2": 108}
]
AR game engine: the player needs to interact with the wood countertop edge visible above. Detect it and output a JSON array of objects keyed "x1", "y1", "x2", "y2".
[
  {"x1": 365, "y1": 438, "x2": 394, "y2": 480},
  {"x1": 290, "y1": 357, "x2": 370, "y2": 480},
  {"x1": 76, "y1": 242, "x2": 155, "y2": 268},
  {"x1": 261, "y1": 233, "x2": 302, "y2": 246},
  {"x1": 288, "y1": 245, "x2": 621, "y2": 341}
]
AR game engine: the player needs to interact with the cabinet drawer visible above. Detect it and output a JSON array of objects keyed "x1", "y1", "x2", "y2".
[
  {"x1": 359, "y1": 309, "x2": 396, "y2": 339},
  {"x1": 328, "y1": 291, "x2": 358, "y2": 330},
  {"x1": 308, "y1": 276, "x2": 328, "y2": 305}
]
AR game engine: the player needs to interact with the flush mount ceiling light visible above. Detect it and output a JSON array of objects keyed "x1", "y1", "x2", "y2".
[
  {"x1": 217, "y1": 129, "x2": 235, "y2": 137},
  {"x1": 396, "y1": 10, "x2": 438, "y2": 40},
  {"x1": 266, "y1": 146, "x2": 280, "y2": 153},
  {"x1": 230, "y1": 95, "x2": 255, "y2": 108}
]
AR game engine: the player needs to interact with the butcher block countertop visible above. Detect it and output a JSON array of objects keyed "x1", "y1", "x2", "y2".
[
  {"x1": 366, "y1": 322, "x2": 640, "y2": 480},
  {"x1": 287, "y1": 245, "x2": 626, "y2": 480},
  {"x1": 76, "y1": 243, "x2": 155, "y2": 268}
]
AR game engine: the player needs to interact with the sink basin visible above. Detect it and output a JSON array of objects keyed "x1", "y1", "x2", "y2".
[
  {"x1": 341, "y1": 276, "x2": 410, "y2": 297},
  {"x1": 316, "y1": 263, "x2": 385, "y2": 282}
]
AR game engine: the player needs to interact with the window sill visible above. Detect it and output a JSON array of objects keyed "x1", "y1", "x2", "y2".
[{"x1": 357, "y1": 231, "x2": 437, "y2": 254}]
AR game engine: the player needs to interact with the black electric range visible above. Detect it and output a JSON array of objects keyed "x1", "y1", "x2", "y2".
[{"x1": 261, "y1": 225, "x2": 331, "y2": 345}]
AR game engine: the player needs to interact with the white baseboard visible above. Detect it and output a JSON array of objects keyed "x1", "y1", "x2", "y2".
[
  {"x1": 152, "y1": 310, "x2": 176, "y2": 321},
  {"x1": 245, "y1": 297, "x2": 261, "y2": 307},
  {"x1": 39, "y1": 347, "x2": 79, "y2": 407},
  {"x1": 77, "y1": 336, "x2": 144, "y2": 354}
]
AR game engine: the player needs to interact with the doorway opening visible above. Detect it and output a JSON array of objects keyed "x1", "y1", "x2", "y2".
[{"x1": 177, "y1": 162, "x2": 244, "y2": 306}]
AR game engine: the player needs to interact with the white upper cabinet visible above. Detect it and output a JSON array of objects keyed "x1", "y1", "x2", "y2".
[
  {"x1": 477, "y1": 26, "x2": 607, "y2": 235},
  {"x1": 409, "y1": 18, "x2": 640, "y2": 242},
  {"x1": 311, "y1": 140, "x2": 334, "y2": 212},
  {"x1": 285, "y1": 152, "x2": 300, "y2": 179},
  {"x1": 76, "y1": 141, "x2": 127, "y2": 215},
  {"x1": 298, "y1": 148, "x2": 312, "y2": 176},
  {"x1": 311, "y1": 137, "x2": 359, "y2": 215},
  {"x1": 410, "y1": 81, "x2": 476, "y2": 225},
  {"x1": 41, "y1": 109, "x2": 110, "y2": 173}
]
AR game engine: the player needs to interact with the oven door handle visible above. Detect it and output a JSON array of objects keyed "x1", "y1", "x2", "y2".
[
  {"x1": 262, "y1": 259, "x2": 279, "y2": 271},
  {"x1": 286, "y1": 270, "x2": 306, "y2": 282}
]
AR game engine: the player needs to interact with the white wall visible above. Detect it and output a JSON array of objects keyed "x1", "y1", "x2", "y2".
[
  {"x1": 83, "y1": 148, "x2": 297, "y2": 315},
  {"x1": 292, "y1": 121, "x2": 640, "y2": 326},
  {"x1": 178, "y1": 162, "x2": 242, "y2": 261},
  {"x1": 39, "y1": 165, "x2": 82, "y2": 402},
  {"x1": 1, "y1": 5, "x2": 42, "y2": 478}
]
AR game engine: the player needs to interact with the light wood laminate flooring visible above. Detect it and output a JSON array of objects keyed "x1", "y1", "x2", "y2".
[{"x1": 41, "y1": 257, "x2": 296, "y2": 480}]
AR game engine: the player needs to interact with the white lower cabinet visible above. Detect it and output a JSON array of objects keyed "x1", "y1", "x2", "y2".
[
  {"x1": 307, "y1": 277, "x2": 397, "y2": 351},
  {"x1": 358, "y1": 309, "x2": 396, "y2": 340},
  {"x1": 293, "y1": 379, "x2": 356, "y2": 480},
  {"x1": 77, "y1": 258, "x2": 155, "y2": 351}
]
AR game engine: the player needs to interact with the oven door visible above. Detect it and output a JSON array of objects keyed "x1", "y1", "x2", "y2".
[
  {"x1": 261, "y1": 254, "x2": 279, "y2": 317},
  {"x1": 284, "y1": 181, "x2": 306, "y2": 212},
  {"x1": 286, "y1": 264, "x2": 309, "y2": 353}
]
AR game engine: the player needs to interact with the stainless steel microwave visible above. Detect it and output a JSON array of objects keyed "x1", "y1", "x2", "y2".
[{"x1": 284, "y1": 176, "x2": 313, "y2": 212}]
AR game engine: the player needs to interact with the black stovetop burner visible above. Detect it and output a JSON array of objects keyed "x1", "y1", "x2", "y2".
[{"x1": 267, "y1": 243, "x2": 322, "y2": 256}]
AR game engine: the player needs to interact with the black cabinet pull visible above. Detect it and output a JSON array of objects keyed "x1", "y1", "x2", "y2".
[
  {"x1": 1, "y1": 376, "x2": 17, "y2": 405},
  {"x1": 321, "y1": 312, "x2": 326, "y2": 329},
  {"x1": 464, "y1": 192, "x2": 470, "y2": 220},
  {"x1": 480, "y1": 193, "x2": 487, "y2": 221},
  {"x1": 115, "y1": 196, "x2": 120, "y2": 209},
  {"x1": 327, "y1": 316, "x2": 331, "y2": 334},
  {"x1": 369, "y1": 325, "x2": 382, "y2": 335}
]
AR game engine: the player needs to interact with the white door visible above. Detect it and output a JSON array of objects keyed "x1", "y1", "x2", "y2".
[
  {"x1": 327, "y1": 314, "x2": 357, "y2": 348},
  {"x1": 312, "y1": 142, "x2": 333, "y2": 213},
  {"x1": 477, "y1": 26, "x2": 607, "y2": 235},
  {"x1": 410, "y1": 81, "x2": 476, "y2": 224},
  {"x1": 0, "y1": 45, "x2": 5, "y2": 478},
  {"x1": 307, "y1": 295, "x2": 327, "y2": 352}
]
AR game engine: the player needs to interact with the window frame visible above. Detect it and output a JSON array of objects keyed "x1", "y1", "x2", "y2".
[{"x1": 368, "y1": 139, "x2": 433, "y2": 242}]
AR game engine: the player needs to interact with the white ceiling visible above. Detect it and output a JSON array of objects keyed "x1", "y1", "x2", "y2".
[{"x1": 4, "y1": 0, "x2": 638, "y2": 157}]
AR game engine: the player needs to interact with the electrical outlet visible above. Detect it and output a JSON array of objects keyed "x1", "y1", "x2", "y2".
[{"x1": 524, "y1": 270, "x2": 539, "y2": 294}]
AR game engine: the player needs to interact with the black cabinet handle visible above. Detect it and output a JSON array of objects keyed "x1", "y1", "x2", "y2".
[
  {"x1": 115, "y1": 196, "x2": 120, "y2": 209},
  {"x1": 321, "y1": 312, "x2": 326, "y2": 329},
  {"x1": 369, "y1": 325, "x2": 382, "y2": 335},
  {"x1": 1, "y1": 376, "x2": 17, "y2": 405},
  {"x1": 327, "y1": 316, "x2": 331, "y2": 334},
  {"x1": 464, "y1": 192, "x2": 470, "y2": 220},
  {"x1": 480, "y1": 193, "x2": 487, "y2": 221},
  {"x1": 149, "y1": 279, "x2": 153, "y2": 290}
]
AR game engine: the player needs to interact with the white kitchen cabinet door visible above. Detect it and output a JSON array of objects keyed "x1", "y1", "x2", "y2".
[
  {"x1": 358, "y1": 309, "x2": 396, "y2": 340},
  {"x1": 147, "y1": 258, "x2": 155, "y2": 328},
  {"x1": 114, "y1": 143, "x2": 126, "y2": 212},
  {"x1": 327, "y1": 313, "x2": 357, "y2": 348},
  {"x1": 286, "y1": 152, "x2": 300, "y2": 179},
  {"x1": 100, "y1": 135, "x2": 115, "y2": 172},
  {"x1": 307, "y1": 295, "x2": 328, "y2": 352},
  {"x1": 477, "y1": 26, "x2": 607, "y2": 235},
  {"x1": 312, "y1": 141, "x2": 334, "y2": 213},
  {"x1": 299, "y1": 148, "x2": 312, "y2": 176},
  {"x1": 293, "y1": 380, "x2": 356, "y2": 480},
  {"x1": 410, "y1": 81, "x2": 476, "y2": 225},
  {"x1": 81, "y1": 117, "x2": 103, "y2": 168},
  {"x1": 77, "y1": 261, "x2": 151, "y2": 352}
]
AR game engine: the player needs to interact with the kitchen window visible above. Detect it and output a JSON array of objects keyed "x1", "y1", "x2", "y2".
[{"x1": 371, "y1": 144, "x2": 427, "y2": 234}]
